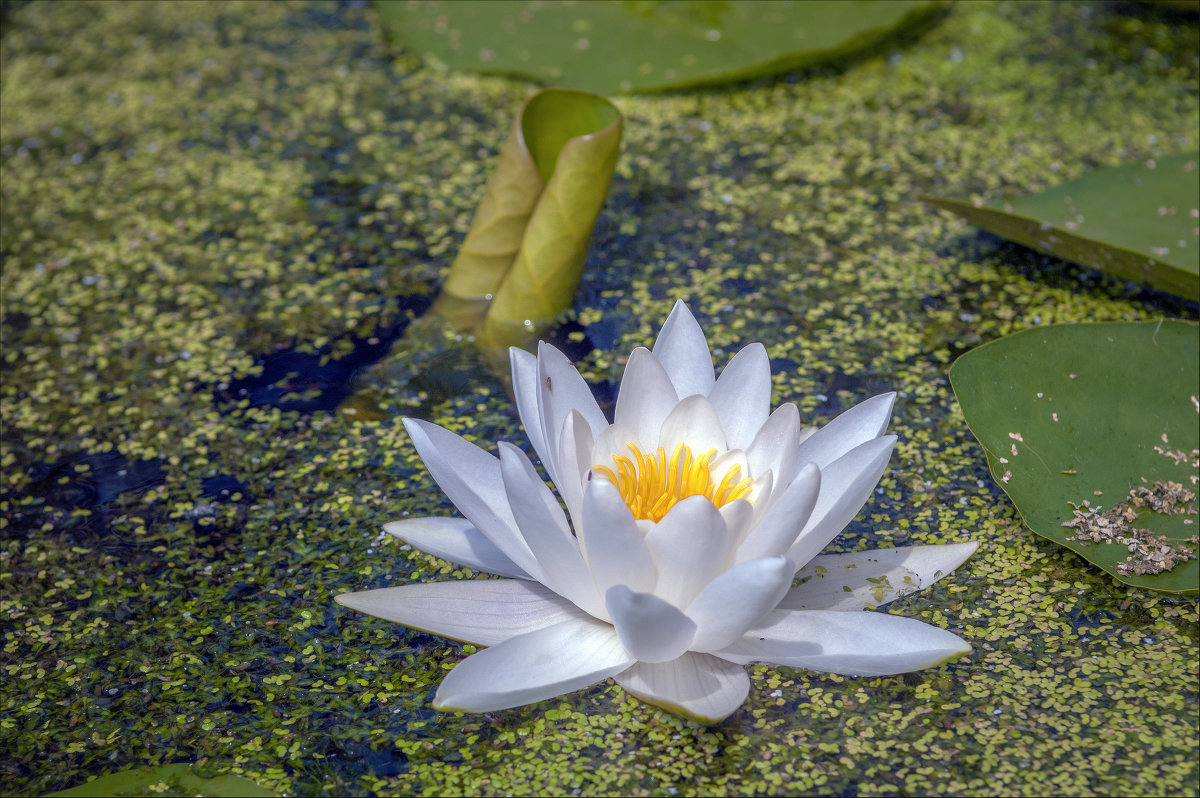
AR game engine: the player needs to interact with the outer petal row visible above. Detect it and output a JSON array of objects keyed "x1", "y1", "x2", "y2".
[
  {"x1": 383, "y1": 517, "x2": 530, "y2": 579},
  {"x1": 334, "y1": 579, "x2": 584, "y2": 646},
  {"x1": 614, "y1": 652, "x2": 750, "y2": 724},
  {"x1": 716, "y1": 609, "x2": 971, "y2": 676},
  {"x1": 433, "y1": 617, "x2": 633, "y2": 712},
  {"x1": 401, "y1": 418, "x2": 540, "y2": 579},
  {"x1": 779, "y1": 542, "x2": 980, "y2": 612}
]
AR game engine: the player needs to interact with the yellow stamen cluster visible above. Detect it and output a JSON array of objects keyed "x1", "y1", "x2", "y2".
[{"x1": 591, "y1": 442, "x2": 755, "y2": 523}]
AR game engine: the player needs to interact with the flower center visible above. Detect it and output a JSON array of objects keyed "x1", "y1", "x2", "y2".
[{"x1": 591, "y1": 442, "x2": 755, "y2": 523}]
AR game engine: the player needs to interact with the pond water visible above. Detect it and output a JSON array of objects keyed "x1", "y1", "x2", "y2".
[{"x1": 1, "y1": 1, "x2": 1197, "y2": 796}]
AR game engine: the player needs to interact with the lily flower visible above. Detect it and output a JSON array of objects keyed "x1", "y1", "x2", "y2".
[{"x1": 337, "y1": 301, "x2": 976, "y2": 723}]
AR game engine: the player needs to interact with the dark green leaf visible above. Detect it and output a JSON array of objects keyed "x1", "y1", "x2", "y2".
[
  {"x1": 950, "y1": 321, "x2": 1199, "y2": 595},
  {"x1": 924, "y1": 152, "x2": 1200, "y2": 300},
  {"x1": 48, "y1": 764, "x2": 276, "y2": 797},
  {"x1": 375, "y1": 0, "x2": 943, "y2": 94}
]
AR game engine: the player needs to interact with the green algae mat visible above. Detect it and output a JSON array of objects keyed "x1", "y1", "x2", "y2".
[{"x1": 2, "y1": 2, "x2": 1198, "y2": 796}]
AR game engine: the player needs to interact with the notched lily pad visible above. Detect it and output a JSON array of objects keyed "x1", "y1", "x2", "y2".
[
  {"x1": 950, "y1": 321, "x2": 1199, "y2": 595},
  {"x1": 924, "y1": 152, "x2": 1200, "y2": 300},
  {"x1": 376, "y1": 0, "x2": 944, "y2": 94},
  {"x1": 48, "y1": 764, "x2": 276, "y2": 797}
]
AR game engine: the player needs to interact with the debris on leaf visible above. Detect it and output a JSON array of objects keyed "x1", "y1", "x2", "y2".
[{"x1": 1062, "y1": 481, "x2": 1198, "y2": 577}]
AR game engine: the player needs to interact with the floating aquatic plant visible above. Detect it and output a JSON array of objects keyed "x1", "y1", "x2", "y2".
[
  {"x1": 337, "y1": 301, "x2": 977, "y2": 722},
  {"x1": 376, "y1": 0, "x2": 944, "y2": 95},
  {"x1": 950, "y1": 320, "x2": 1199, "y2": 595},
  {"x1": 924, "y1": 152, "x2": 1200, "y2": 300},
  {"x1": 436, "y1": 88, "x2": 622, "y2": 350},
  {"x1": 48, "y1": 764, "x2": 275, "y2": 798}
]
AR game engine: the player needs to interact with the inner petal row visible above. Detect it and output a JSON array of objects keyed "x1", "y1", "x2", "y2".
[{"x1": 592, "y1": 442, "x2": 755, "y2": 523}]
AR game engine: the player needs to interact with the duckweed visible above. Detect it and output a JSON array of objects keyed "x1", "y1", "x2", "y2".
[{"x1": 2, "y1": 1, "x2": 1197, "y2": 796}]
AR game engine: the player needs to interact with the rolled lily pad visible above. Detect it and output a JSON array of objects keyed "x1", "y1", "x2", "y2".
[
  {"x1": 376, "y1": 1, "x2": 943, "y2": 95},
  {"x1": 437, "y1": 88, "x2": 622, "y2": 348},
  {"x1": 950, "y1": 321, "x2": 1199, "y2": 595},
  {"x1": 924, "y1": 152, "x2": 1200, "y2": 300},
  {"x1": 48, "y1": 764, "x2": 276, "y2": 797}
]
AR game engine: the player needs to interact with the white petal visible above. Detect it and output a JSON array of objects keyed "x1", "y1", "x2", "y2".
[
  {"x1": 644, "y1": 496, "x2": 732, "y2": 608},
  {"x1": 743, "y1": 469, "x2": 775, "y2": 526},
  {"x1": 509, "y1": 347, "x2": 554, "y2": 483},
  {"x1": 335, "y1": 579, "x2": 584, "y2": 646},
  {"x1": 402, "y1": 418, "x2": 539, "y2": 578},
  {"x1": 606, "y1": 586, "x2": 697, "y2": 663},
  {"x1": 779, "y1": 542, "x2": 980, "y2": 612},
  {"x1": 792, "y1": 392, "x2": 896, "y2": 472},
  {"x1": 715, "y1": 609, "x2": 972, "y2": 676},
  {"x1": 685, "y1": 556, "x2": 795, "y2": 653},
  {"x1": 886, "y1": 541, "x2": 979, "y2": 586},
  {"x1": 579, "y1": 478, "x2": 657, "y2": 600},
  {"x1": 498, "y1": 442, "x2": 604, "y2": 617},
  {"x1": 786, "y1": 435, "x2": 896, "y2": 569},
  {"x1": 658, "y1": 394, "x2": 726, "y2": 455},
  {"x1": 652, "y1": 300, "x2": 715, "y2": 399},
  {"x1": 555, "y1": 409, "x2": 594, "y2": 525},
  {"x1": 780, "y1": 561, "x2": 920, "y2": 613},
  {"x1": 733, "y1": 463, "x2": 820, "y2": 565},
  {"x1": 614, "y1": 347, "x2": 679, "y2": 445},
  {"x1": 709, "y1": 448, "x2": 749, "y2": 483},
  {"x1": 746, "y1": 403, "x2": 800, "y2": 486},
  {"x1": 383, "y1": 517, "x2": 531, "y2": 579},
  {"x1": 498, "y1": 441, "x2": 570, "y2": 537},
  {"x1": 433, "y1": 618, "x2": 633, "y2": 712},
  {"x1": 614, "y1": 652, "x2": 749, "y2": 724},
  {"x1": 537, "y1": 341, "x2": 608, "y2": 471},
  {"x1": 719, "y1": 498, "x2": 757, "y2": 549},
  {"x1": 707, "y1": 343, "x2": 772, "y2": 451},
  {"x1": 589, "y1": 421, "x2": 639, "y2": 473}
]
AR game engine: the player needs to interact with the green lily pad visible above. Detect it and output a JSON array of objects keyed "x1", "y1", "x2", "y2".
[
  {"x1": 949, "y1": 321, "x2": 1199, "y2": 596},
  {"x1": 47, "y1": 764, "x2": 276, "y2": 797},
  {"x1": 436, "y1": 88, "x2": 622, "y2": 348},
  {"x1": 376, "y1": 0, "x2": 944, "y2": 95},
  {"x1": 924, "y1": 152, "x2": 1200, "y2": 300}
]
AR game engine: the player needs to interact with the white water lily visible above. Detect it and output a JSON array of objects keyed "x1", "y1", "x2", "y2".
[{"x1": 337, "y1": 301, "x2": 976, "y2": 723}]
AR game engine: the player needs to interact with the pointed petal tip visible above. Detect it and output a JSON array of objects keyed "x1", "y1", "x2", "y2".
[
  {"x1": 430, "y1": 694, "x2": 458, "y2": 712},
  {"x1": 931, "y1": 540, "x2": 981, "y2": 580},
  {"x1": 869, "y1": 392, "x2": 897, "y2": 430},
  {"x1": 509, "y1": 345, "x2": 535, "y2": 368},
  {"x1": 536, "y1": 339, "x2": 569, "y2": 360},
  {"x1": 932, "y1": 637, "x2": 974, "y2": 667}
]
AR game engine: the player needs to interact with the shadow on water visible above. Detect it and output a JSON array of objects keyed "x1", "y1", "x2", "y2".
[
  {"x1": 25, "y1": 450, "x2": 165, "y2": 510},
  {"x1": 215, "y1": 293, "x2": 433, "y2": 415},
  {"x1": 1, "y1": 450, "x2": 166, "y2": 546}
]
